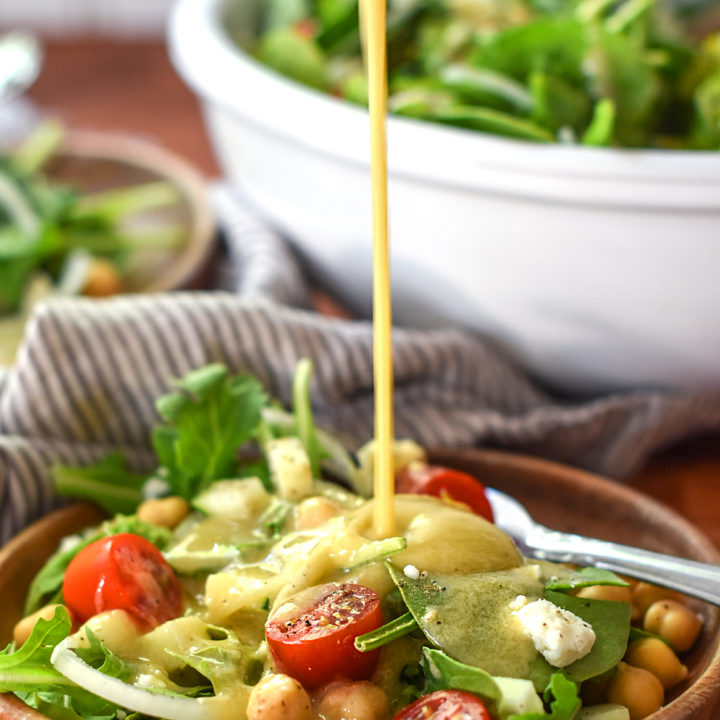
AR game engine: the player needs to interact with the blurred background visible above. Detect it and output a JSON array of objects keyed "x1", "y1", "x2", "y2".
[
  {"x1": 0, "y1": 0, "x2": 217, "y2": 175},
  {"x1": 0, "y1": 0, "x2": 719, "y2": 545},
  {"x1": 0, "y1": 0, "x2": 174, "y2": 36}
]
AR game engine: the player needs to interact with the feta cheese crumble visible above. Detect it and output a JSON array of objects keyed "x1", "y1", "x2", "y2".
[
  {"x1": 509, "y1": 595, "x2": 529, "y2": 611},
  {"x1": 403, "y1": 564, "x2": 420, "y2": 580},
  {"x1": 513, "y1": 599, "x2": 595, "y2": 667}
]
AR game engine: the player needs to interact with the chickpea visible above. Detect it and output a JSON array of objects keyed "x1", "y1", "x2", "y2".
[
  {"x1": 247, "y1": 674, "x2": 312, "y2": 720},
  {"x1": 632, "y1": 582, "x2": 681, "y2": 618},
  {"x1": 137, "y1": 496, "x2": 190, "y2": 529},
  {"x1": 13, "y1": 604, "x2": 65, "y2": 646},
  {"x1": 294, "y1": 497, "x2": 342, "y2": 530},
  {"x1": 576, "y1": 585, "x2": 632, "y2": 604},
  {"x1": 643, "y1": 599, "x2": 702, "y2": 653},
  {"x1": 606, "y1": 662, "x2": 664, "y2": 720},
  {"x1": 625, "y1": 638, "x2": 688, "y2": 689},
  {"x1": 315, "y1": 680, "x2": 389, "y2": 720},
  {"x1": 82, "y1": 258, "x2": 125, "y2": 297}
]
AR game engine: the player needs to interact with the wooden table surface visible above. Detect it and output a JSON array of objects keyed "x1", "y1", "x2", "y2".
[{"x1": 19, "y1": 37, "x2": 720, "y2": 548}]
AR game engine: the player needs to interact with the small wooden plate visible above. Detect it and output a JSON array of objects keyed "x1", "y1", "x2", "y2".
[
  {"x1": 0, "y1": 129, "x2": 216, "y2": 366},
  {"x1": 49, "y1": 130, "x2": 216, "y2": 292},
  {"x1": 1, "y1": 449, "x2": 718, "y2": 719}
]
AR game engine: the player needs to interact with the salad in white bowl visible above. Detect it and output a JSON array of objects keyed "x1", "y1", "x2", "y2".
[{"x1": 169, "y1": 0, "x2": 720, "y2": 393}]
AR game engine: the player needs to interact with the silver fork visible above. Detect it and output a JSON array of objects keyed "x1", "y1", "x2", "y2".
[{"x1": 486, "y1": 487, "x2": 720, "y2": 606}]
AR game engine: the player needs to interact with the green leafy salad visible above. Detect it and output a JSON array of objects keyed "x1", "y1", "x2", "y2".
[
  {"x1": 0, "y1": 121, "x2": 184, "y2": 364},
  {"x1": 251, "y1": 0, "x2": 720, "y2": 148},
  {"x1": 0, "y1": 362, "x2": 702, "y2": 720}
]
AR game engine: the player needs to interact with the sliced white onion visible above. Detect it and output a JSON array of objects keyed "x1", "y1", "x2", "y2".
[{"x1": 51, "y1": 637, "x2": 216, "y2": 720}]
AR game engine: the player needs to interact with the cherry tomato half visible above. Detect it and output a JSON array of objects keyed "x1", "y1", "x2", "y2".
[
  {"x1": 62, "y1": 533, "x2": 183, "y2": 631},
  {"x1": 395, "y1": 464, "x2": 494, "y2": 522},
  {"x1": 265, "y1": 582, "x2": 382, "y2": 689},
  {"x1": 392, "y1": 690, "x2": 492, "y2": 720}
]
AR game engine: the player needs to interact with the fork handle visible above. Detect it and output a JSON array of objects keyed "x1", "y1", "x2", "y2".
[{"x1": 528, "y1": 528, "x2": 720, "y2": 606}]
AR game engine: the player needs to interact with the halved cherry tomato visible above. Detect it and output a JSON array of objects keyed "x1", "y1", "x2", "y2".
[
  {"x1": 62, "y1": 533, "x2": 183, "y2": 631},
  {"x1": 392, "y1": 690, "x2": 492, "y2": 720},
  {"x1": 265, "y1": 582, "x2": 382, "y2": 689},
  {"x1": 395, "y1": 464, "x2": 494, "y2": 522}
]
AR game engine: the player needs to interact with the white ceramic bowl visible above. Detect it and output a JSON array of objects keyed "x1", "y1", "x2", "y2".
[{"x1": 168, "y1": 0, "x2": 720, "y2": 393}]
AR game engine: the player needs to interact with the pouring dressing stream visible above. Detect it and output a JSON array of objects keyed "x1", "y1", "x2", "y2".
[{"x1": 362, "y1": 0, "x2": 395, "y2": 539}]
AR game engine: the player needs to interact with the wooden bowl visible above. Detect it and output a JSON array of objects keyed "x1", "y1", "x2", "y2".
[
  {"x1": 1, "y1": 449, "x2": 718, "y2": 719},
  {"x1": 49, "y1": 130, "x2": 216, "y2": 293},
  {"x1": 0, "y1": 129, "x2": 216, "y2": 366}
]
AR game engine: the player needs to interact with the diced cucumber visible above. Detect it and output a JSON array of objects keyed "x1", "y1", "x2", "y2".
[
  {"x1": 192, "y1": 477, "x2": 271, "y2": 518},
  {"x1": 164, "y1": 535, "x2": 269, "y2": 575},
  {"x1": 266, "y1": 437, "x2": 314, "y2": 501},
  {"x1": 164, "y1": 536, "x2": 240, "y2": 574},
  {"x1": 494, "y1": 677, "x2": 544, "y2": 716}
]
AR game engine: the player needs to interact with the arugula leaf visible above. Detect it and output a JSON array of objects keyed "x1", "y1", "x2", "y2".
[
  {"x1": 471, "y1": 17, "x2": 588, "y2": 86},
  {"x1": 163, "y1": 647, "x2": 220, "y2": 695},
  {"x1": 420, "y1": 649, "x2": 546, "y2": 718},
  {"x1": 0, "y1": 607, "x2": 74, "y2": 690},
  {"x1": 13, "y1": 693, "x2": 97, "y2": 720},
  {"x1": 585, "y1": 29, "x2": 663, "y2": 147},
  {"x1": 152, "y1": 364, "x2": 269, "y2": 498},
  {"x1": 692, "y1": 65, "x2": 720, "y2": 148},
  {"x1": 256, "y1": 27, "x2": 328, "y2": 91},
  {"x1": 25, "y1": 516, "x2": 171, "y2": 614},
  {"x1": 431, "y1": 105, "x2": 555, "y2": 142},
  {"x1": 0, "y1": 227, "x2": 38, "y2": 313},
  {"x1": 529, "y1": 71, "x2": 591, "y2": 134},
  {"x1": 582, "y1": 97, "x2": 616, "y2": 146},
  {"x1": 509, "y1": 672, "x2": 580, "y2": 720},
  {"x1": 75, "y1": 629, "x2": 134, "y2": 681},
  {"x1": 544, "y1": 567, "x2": 629, "y2": 592},
  {"x1": 3, "y1": 607, "x2": 128, "y2": 720},
  {"x1": 420, "y1": 649, "x2": 581, "y2": 719},
  {"x1": 422, "y1": 648, "x2": 502, "y2": 700},
  {"x1": 52, "y1": 453, "x2": 147, "y2": 515},
  {"x1": 164, "y1": 623, "x2": 263, "y2": 690}
]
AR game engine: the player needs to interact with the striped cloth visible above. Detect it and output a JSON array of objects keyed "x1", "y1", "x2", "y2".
[{"x1": 1, "y1": 187, "x2": 720, "y2": 543}]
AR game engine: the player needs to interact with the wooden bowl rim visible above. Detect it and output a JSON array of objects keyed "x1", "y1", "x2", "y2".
[
  {"x1": 1, "y1": 448, "x2": 719, "y2": 719},
  {"x1": 55, "y1": 129, "x2": 216, "y2": 293}
]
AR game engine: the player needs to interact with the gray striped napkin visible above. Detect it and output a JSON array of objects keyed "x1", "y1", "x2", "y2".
[{"x1": 1, "y1": 186, "x2": 719, "y2": 543}]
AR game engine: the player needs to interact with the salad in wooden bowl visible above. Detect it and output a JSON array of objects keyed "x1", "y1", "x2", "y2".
[{"x1": 0, "y1": 363, "x2": 718, "y2": 720}]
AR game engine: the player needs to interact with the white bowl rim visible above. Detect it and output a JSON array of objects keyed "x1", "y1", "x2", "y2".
[{"x1": 168, "y1": 0, "x2": 720, "y2": 209}]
